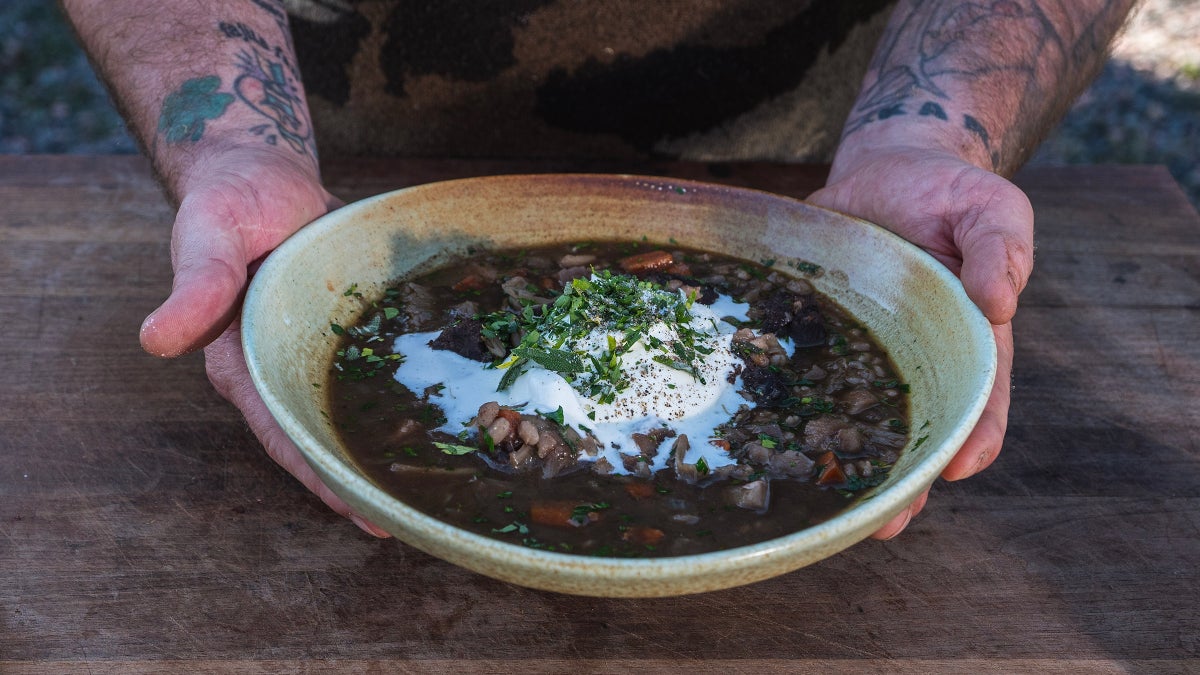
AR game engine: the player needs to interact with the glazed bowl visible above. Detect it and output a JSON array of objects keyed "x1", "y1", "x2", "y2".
[{"x1": 242, "y1": 174, "x2": 995, "y2": 597}]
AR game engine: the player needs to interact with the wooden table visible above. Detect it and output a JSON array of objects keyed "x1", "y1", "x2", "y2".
[{"x1": 2, "y1": 156, "x2": 1197, "y2": 673}]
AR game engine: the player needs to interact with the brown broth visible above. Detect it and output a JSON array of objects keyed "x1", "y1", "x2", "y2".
[{"x1": 327, "y1": 242, "x2": 909, "y2": 557}]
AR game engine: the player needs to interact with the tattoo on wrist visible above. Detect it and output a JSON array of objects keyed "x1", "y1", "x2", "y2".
[
  {"x1": 843, "y1": 0, "x2": 1061, "y2": 171},
  {"x1": 233, "y1": 48, "x2": 313, "y2": 156},
  {"x1": 158, "y1": 76, "x2": 235, "y2": 144},
  {"x1": 156, "y1": 17, "x2": 315, "y2": 162},
  {"x1": 249, "y1": 0, "x2": 287, "y2": 26}
]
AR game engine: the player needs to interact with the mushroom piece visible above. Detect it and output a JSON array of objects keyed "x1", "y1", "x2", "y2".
[
  {"x1": 841, "y1": 388, "x2": 881, "y2": 415},
  {"x1": 767, "y1": 449, "x2": 815, "y2": 478},
  {"x1": 724, "y1": 479, "x2": 770, "y2": 512},
  {"x1": 671, "y1": 434, "x2": 702, "y2": 484}
]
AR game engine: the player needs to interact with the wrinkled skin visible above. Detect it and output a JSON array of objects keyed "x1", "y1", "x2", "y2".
[
  {"x1": 141, "y1": 147, "x2": 388, "y2": 537},
  {"x1": 147, "y1": 145, "x2": 1032, "y2": 541},
  {"x1": 807, "y1": 145, "x2": 1033, "y2": 539}
]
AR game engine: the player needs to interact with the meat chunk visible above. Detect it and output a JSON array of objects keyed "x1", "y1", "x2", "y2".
[
  {"x1": 804, "y1": 416, "x2": 865, "y2": 455},
  {"x1": 758, "y1": 290, "x2": 795, "y2": 336},
  {"x1": 558, "y1": 253, "x2": 596, "y2": 267},
  {"x1": 787, "y1": 293, "x2": 826, "y2": 348},
  {"x1": 618, "y1": 250, "x2": 674, "y2": 275},
  {"x1": 556, "y1": 266, "x2": 590, "y2": 285},
  {"x1": 841, "y1": 389, "x2": 880, "y2": 415},
  {"x1": 740, "y1": 366, "x2": 791, "y2": 406},
  {"x1": 542, "y1": 443, "x2": 580, "y2": 479},
  {"x1": 742, "y1": 440, "x2": 813, "y2": 478},
  {"x1": 757, "y1": 290, "x2": 825, "y2": 348},
  {"x1": 621, "y1": 453, "x2": 653, "y2": 478},
  {"x1": 767, "y1": 449, "x2": 815, "y2": 477},
  {"x1": 631, "y1": 433, "x2": 660, "y2": 458},
  {"x1": 429, "y1": 317, "x2": 490, "y2": 362},
  {"x1": 398, "y1": 282, "x2": 438, "y2": 329}
]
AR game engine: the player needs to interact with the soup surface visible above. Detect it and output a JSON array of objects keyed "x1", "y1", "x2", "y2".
[{"x1": 327, "y1": 242, "x2": 910, "y2": 557}]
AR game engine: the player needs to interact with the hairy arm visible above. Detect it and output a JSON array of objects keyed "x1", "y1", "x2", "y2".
[
  {"x1": 59, "y1": 1, "x2": 379, "y2": 534},
  {"x1": 61, "y1": 0, "x2": 317, "y2": 200},
  {"x1": 812, "y1": 0, "x2": 1135, "y2": 539},
  {"x1": 840, "y1": 0, "x2": 1136, "y2": 175}
]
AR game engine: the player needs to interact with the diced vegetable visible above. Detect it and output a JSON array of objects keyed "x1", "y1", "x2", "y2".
[
  {"x1": 618, "y1": 250, "x2": 675, "y2": 274},
  {"x1": 531, "y1": 500, "x2": 583, "y2": 528},
  {"x1": 815, "y1": 451, "x2": 847, "y2": 485},
  {"x1": 621, "y1": 525, "x2": 665, "y2": 546}
]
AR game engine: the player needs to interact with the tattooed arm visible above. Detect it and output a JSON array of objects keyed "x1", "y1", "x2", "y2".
[
  {"x1": 61, "y1": 0, "x2": 386, "y2": 536},
  {"x1": 809, "y1": 0, "x2": 1136, "y2": 539},
  {"x1": 838, "y1": 0, "x2": 1135, "y2": 175},
  {"x1": 62, "y1": 0, "x2": 317, "y2": 197}
]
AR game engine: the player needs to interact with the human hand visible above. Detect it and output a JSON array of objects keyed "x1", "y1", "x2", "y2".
[
  {"x1": 140, "y1": 146, "x2": 391, "y2": 538},
  {"x1": 806, "y1": 145, "x2": 1034, "y2": 540}
]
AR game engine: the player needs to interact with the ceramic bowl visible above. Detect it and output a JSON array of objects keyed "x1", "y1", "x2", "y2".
[{"x1": 242, "y1": 174, "x2": 995, "y2": 597}]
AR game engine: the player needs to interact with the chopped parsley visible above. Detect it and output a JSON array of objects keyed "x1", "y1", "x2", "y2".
[
  {"x1": 538, "y1": 405, "x2": 566, "y2": 426},
  {"x1": 433, "y1": 441, "x2": 477, "y2": 456},
  {"x1": 569, "y1": 501, "x2": 612, "y2": 526},
  {"x1": 492, "y1": 521, "x2": 529, "y2": 535},
  {"x1": 483, "y1": 271, "x2": 713, "y2": 401}
]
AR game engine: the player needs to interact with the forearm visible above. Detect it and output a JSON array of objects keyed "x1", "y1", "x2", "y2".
[
  {"x1": 61, "y1": 0, "x2": 316, "y2": 200},
  {"x1": 838, "y1": 0, "x2": 1136, "y2": 177}
]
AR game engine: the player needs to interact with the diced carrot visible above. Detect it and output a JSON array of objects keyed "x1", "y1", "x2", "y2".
[
  {"x1": 540, "y1": 276, "x2": 557, "y2": 290},
  {"x1": 452, "y1": 274, "x2": 487, "y2": 292},
  {"x1": 530, "y1": 500, "x2": 579, "y2": 528},
  {"x1": 815, "y1": 451, "x2": 847, "y2": 486},
  {"x1": 618, "y1": 250, "x2": 675, "y2": 274},
  {"x1": 709, "y1": 439, "x2": 731, "y2": 452},
  {"x1": 497, "y1": 408, "x2": 522, "y2": 426},
  {"x1": 622, "y1": 525, "x2": 665, "y2": 546},
  {"x1": 624, "y1": 482, "x2": 656, "y2": 499}
]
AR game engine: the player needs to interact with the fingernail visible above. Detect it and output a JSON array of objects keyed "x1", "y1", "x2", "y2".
[
  {"x1": 973, "y1": 446, "x2": 995, "y2": 475},
  {"x1": 349, "y1": 513, "x2": 390, "y2": 538},
  {"x1": 886, "y1": 507, "x2": 914, "y2": 540}
]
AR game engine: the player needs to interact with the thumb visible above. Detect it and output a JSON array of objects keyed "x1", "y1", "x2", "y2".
[
  {"x1": 956, "y1": 184, "x2": 1035, "y2": 325},
  {"x1": 140, "y1": 194, "x2": 250, "y2": 357}
]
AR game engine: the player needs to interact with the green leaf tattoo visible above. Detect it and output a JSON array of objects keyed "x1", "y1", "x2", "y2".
[{"x1": 158, "y1": 76, "x2": 235, "y2": 143}]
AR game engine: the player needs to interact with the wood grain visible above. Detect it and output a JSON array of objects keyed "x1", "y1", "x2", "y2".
[{"x1": 1, "y1": 157, "x2": 1197, "y2": 671}]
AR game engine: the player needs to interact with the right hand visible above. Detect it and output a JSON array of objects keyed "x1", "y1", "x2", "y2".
[
  {"x1": 141, "y1": 145, "x2": 391, "y2": 537},
  {"x1": 140, "y1": 145, "x2": 335, "y2": 357},
  {"x1": 807, "y1": 144, "x2": 1033, "y2": 540}
]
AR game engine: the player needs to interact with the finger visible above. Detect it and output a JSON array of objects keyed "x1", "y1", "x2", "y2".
[
  {"x1": 956, "y1": 185, "x2": 1034, "y2": 326},
  {"x1": 942, "y1": 323, "x2": 1014, "y2": 481},
  {"x1": 871, "y1": 488, "x2": 930, "y2": 540},
  {"x1": 140, "y1": 195, "x2": 251, "y2": 358},
  {"x1": 205, "y1": 326, "x2": 392, "y2": 538}
]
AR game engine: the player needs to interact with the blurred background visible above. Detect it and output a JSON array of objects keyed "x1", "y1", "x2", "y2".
[{"x1": 2, "y1": 0, "x2": 1197, "y2": 210}]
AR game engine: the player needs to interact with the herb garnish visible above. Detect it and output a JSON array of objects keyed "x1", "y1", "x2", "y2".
[
  {"x1": 433, "y1": 441, "x2": 477, "y2": 455},
  {"x1": 538, "y1": 406, "x2": 566, "y2": 426},
  {"x1": 482, "y1": 271, "x2": 714, "y2": 402},
  {"x1": 492, "y1": 521, "x2": 530, "y2": 535},
  {"x1": 569, "y1": 502, "x2": 611, "y2": 526}
]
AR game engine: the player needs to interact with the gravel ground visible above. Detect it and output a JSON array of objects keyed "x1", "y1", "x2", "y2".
[
  {"x1": 2, "y1": 1, "x2": 1197, "y2": 210},
  {"x1": 1028, "y1": 0, "x2": 1200, "y2": 209}
]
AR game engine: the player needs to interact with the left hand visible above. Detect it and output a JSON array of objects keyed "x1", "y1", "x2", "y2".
[{"x1": 806, "y1": 145, "x2": 1034, "y2": 540}]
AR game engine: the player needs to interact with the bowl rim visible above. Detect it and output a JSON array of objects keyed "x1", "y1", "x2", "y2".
[{"x1": 242, "y1": 172, "x2": 997, "y2": 594}]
